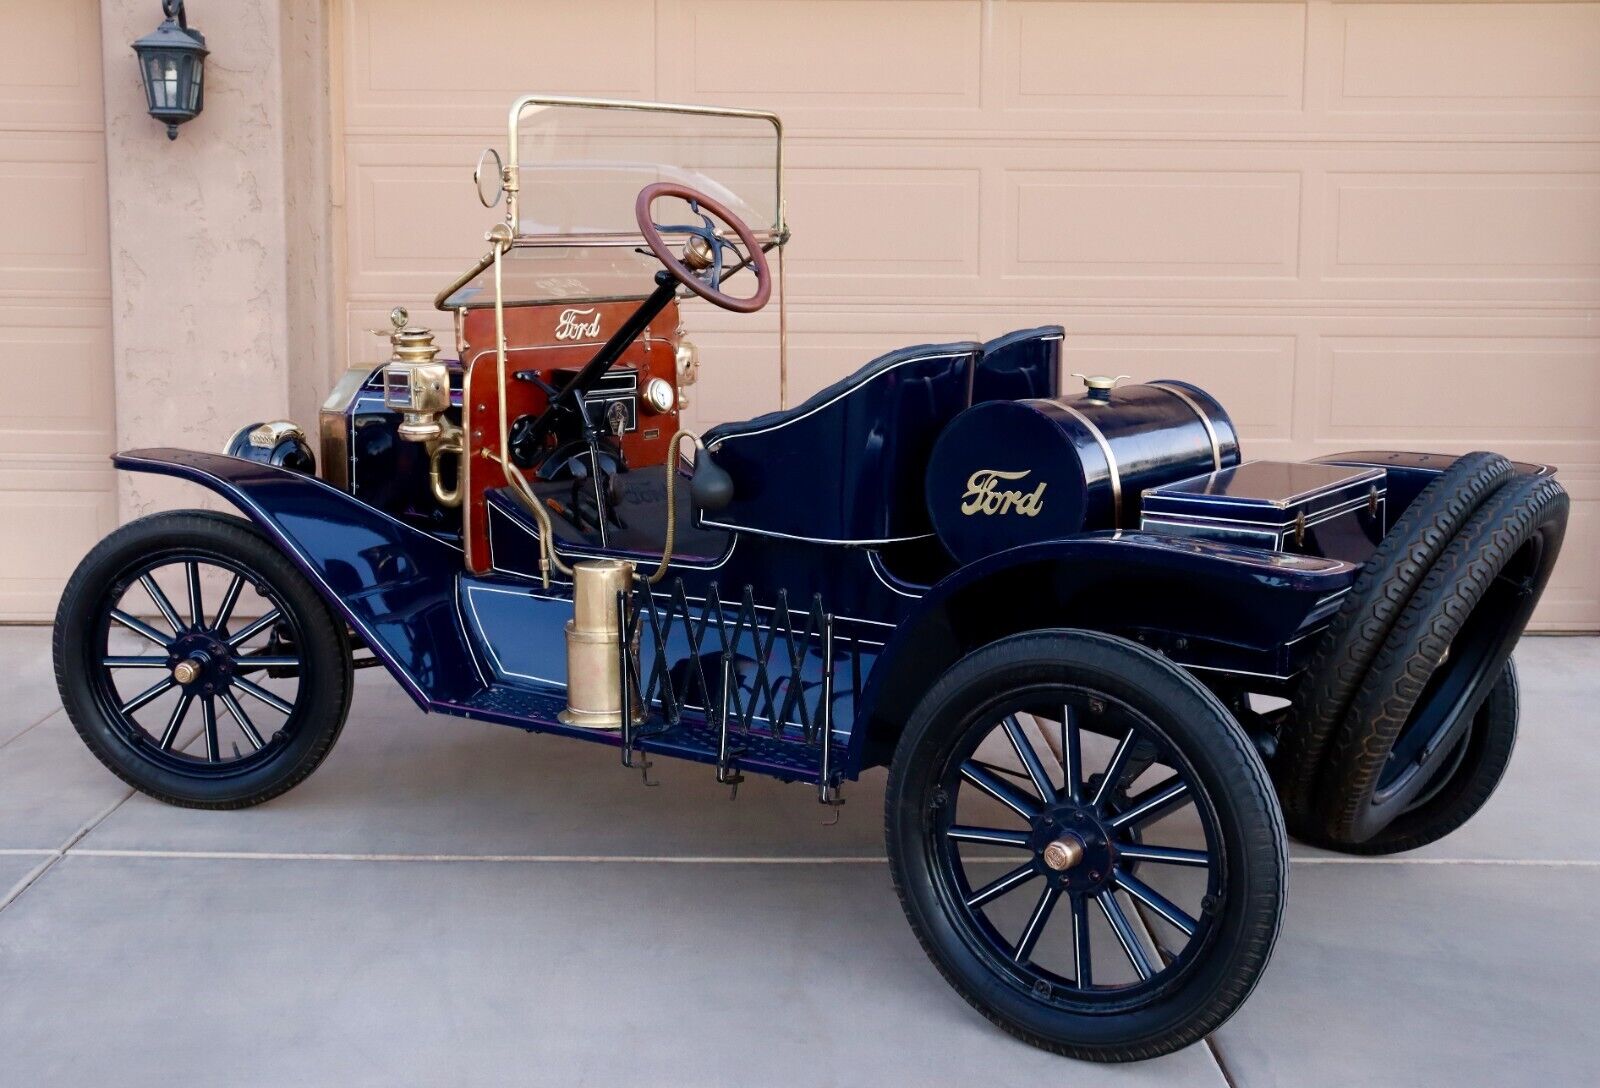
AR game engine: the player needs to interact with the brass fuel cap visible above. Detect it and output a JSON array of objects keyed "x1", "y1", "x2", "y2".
[{"x1": 1071, "y1": 373, "x2": 1132, "y2": 404}]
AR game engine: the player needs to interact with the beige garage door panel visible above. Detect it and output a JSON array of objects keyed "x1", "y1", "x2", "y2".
[
  {"x1": 0, "y1": 2, "x2": 106, "y2": 132},
  {"x1": 0, "y1": 0, "x2": 113, "y2": 620},
  {"x1": 0, "y1": 132, "x2": 112, "y2": 298},
  {"x1": 338, "y1": 1, "x2": 658, "y2": 132},
  {"x1": 337, "y1": 0, "x2": 1600, "y2": 628},
  {"x1": 660, "y1": 1, "x2": 1600, "y2": 137},
  {"x1": 775, "y1": 143, "x2": 1600, "y2": 305}
]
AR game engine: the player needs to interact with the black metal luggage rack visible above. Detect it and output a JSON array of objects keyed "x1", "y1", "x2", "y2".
[{"x1": 616, "y1": 579, "x2": 842, "y2": 806}]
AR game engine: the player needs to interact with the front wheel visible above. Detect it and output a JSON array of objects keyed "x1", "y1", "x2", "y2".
[
  {"x1": 885, "y1": 630, "x2": 1286, "y2": 1062},
  {"x1": 53, "y1": 511, "x2": 353, "y2": 808}
]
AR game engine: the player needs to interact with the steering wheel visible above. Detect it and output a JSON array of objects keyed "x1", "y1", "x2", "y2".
[{"x1": 636, "y1": 182, "x2": 772, "y2": 314}]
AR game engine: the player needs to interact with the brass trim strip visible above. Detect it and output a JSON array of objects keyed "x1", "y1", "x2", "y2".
[
  {"x1": 432, "y1": 238, "x2": 782, "y2": 312},
  {"x1": 318, "y1": 364, "x2": 378, "y2": 491},
  {"x1": 1059, "y1": 404, "x2": 1122, "y2": 525},
  {"x1": 434, "y1": 249, "x2": 494, "y2": 312},
  {"x1": 1153, "y1": 381, "x2": 1222, "y2": 472},
  {"x1": 509, "y1": 229, "x2": 783, "y2": 249},
  {"x1": 461, "y1": 336, "x2": 481, "y2": 573}
]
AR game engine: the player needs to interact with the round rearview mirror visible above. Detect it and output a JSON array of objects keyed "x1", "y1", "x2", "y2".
[{"x1": 474, "y1": 147, "x2": 505, "y2": 209}]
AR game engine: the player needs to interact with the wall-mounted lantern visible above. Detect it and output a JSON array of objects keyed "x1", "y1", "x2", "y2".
[{"x1": 132, "y1": 1, "x2": 208, "y2": 140}]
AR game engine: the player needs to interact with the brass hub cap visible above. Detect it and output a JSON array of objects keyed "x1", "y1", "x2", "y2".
[
  {"x1": 172, "y1": 658, "x2": 203, "y2": 685},
  {"x1": 1042, "y1": 834, "x2": 1086, "y2": 872}
]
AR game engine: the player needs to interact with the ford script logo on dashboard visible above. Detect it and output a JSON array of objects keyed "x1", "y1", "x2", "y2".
[
  {"x1": 554, "y1": 307, "x2": 602, "y2": 341},
  {"x1": 961, "y1": 468, "x2": 1046, "y2": 517}
]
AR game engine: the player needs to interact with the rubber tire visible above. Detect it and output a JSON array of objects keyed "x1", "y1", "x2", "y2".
[
  {"x1": 885, "y1": 630, "x2": 1287, "y2": 1062},
  {"x1": 1321, "y1": 475, "x2": 1567, "y2": 844},
  {"x1": 53, "y1": 510, "x2": 353, "y2": 809},
  {"x1": 1330, "y1": 661, "x2": 1517, "y2": 856},
  {"x1": 1278, "y1": 451, "x2": 1512, "y2": 838}
]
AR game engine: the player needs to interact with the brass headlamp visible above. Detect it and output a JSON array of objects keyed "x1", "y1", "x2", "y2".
[
  {"x1": 381, "y1": 308, "x2": 450, "y2": 441},
  {"x1": 380, "y1": 306, "x2": 462, "y2": 506}
]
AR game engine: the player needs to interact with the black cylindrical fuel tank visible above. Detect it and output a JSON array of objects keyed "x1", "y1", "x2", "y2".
[{"x1": 925, "y1": 380, "x2": 1238, "y2": 563}]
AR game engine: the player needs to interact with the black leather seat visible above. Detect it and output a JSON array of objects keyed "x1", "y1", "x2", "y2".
[
  {"x1": 973, "y1": 326, "x2": 1064, "y2": 404},
  {"x1": 528, "y1": 465, "x2": 730, "y2": 560},
  {"x1": 700, "y1": 341, "x2": 981, "y2": 544}
]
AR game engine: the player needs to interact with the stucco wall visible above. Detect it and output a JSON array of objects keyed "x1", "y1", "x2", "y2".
[
  {"x1": 98, "y1": 0, "x2": 330, "y2": 518},
  {"x1": 280, "y1": 0, "x2": 335, "y2": 431}
]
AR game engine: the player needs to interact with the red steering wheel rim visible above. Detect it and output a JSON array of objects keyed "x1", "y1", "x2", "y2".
[{"x1": 635, "y1": 182, "x2": 772, "y2": 315}]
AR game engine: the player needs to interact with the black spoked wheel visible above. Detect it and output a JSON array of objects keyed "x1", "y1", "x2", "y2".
[
  {"x1": 54, "y1": 511, "x2": 352, "y2": 808},
  {"x1": 887, "y1": 631, "x2": 1285, "y2": 1062}
]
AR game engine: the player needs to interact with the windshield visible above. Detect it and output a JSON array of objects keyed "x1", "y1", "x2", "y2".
[
  {"x1": 511, "y1": 98, "x2": 783, "y2": 244},
  {"x1": 440, "y1": 246, "x2": 662, "y2": 310}
]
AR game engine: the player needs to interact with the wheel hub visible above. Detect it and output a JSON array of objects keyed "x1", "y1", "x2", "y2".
[
  {"x1": 1031, "y1": 804, "x2": 1116, "y2": 892},
  {"x1": 167, "y1": 631, "x2": 235, "y2": 693},
  {"x1": 1042, "y1": 835, "x2": 1085, "y2": 871}
]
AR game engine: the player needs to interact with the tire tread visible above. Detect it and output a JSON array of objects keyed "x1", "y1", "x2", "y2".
[{"x1": 1279, "y1": 452, "x2": 1513, "y2": 837}]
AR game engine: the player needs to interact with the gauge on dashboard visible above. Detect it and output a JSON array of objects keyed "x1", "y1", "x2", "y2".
[{"x1": 643, "y1": 377, "x2": 676, "y2": 414}]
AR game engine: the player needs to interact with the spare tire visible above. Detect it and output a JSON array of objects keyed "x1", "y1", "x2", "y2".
[
  {"x1": 1334, "y1": 660, "x2": 1518, "y2": 856},
  {"x1": 1277, "y1": 451, "x2": 1513, "y2": 836},
  {"x1": 1320, "y1": 474, "x2": 1567, "y2": 844}
]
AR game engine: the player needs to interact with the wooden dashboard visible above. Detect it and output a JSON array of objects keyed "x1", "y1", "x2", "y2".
[{"x1": 456, "y1": 297, "x2": 682, "y2": 572}]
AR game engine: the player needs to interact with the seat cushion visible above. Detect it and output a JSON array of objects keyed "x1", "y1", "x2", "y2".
[
  {"x1": 528, "y1": 464, "x2": 730, "y2": 560},
  {"x1": 701, "y1": 341, "x2": 980, "y2": 544},
  {"x1": 972, "y1": 326, "x2": 1064, "y2": 404}
]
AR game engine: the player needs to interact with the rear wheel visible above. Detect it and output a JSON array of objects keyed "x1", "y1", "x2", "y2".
[
  {"x1": 885, "y1": 631, "x2": 1285, "y2": 1061},
  {"x1": 53, "y1": 511, "x2": 353, "y2": 808}
]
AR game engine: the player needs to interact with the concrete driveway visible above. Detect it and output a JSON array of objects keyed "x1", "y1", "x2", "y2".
[{"x1": 2, "y1": 626, "x2": 1594, "y2": 1087}]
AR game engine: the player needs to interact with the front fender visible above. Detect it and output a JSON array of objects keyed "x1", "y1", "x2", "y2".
[
  {"x1": 851, "y1": 531, "x2": 1357, "y2": 769},
  {"x1": 115, "y1": 448, "x2": 483, "y2": 707}
]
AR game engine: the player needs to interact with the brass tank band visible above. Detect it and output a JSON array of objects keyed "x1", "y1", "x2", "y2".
[
  {"x1": 1153, "y1": 382, "x2": 1223, "y2": 472},
  {"x1": 1058, "y1": 404, "x2": 1123, "y2": 525}
]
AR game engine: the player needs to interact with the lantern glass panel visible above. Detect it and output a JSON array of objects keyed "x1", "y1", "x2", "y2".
[{"x1": 147, "y1": 54, "x2": 180, "y2": 109}]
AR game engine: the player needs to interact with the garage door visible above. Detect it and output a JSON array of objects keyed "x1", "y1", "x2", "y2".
[
  {"x1": 0, "y1": 0, "x2": 115, "y2": 620},
  {"x1": 334, "y1": 0, "x2": 1600, "y2": 629}
]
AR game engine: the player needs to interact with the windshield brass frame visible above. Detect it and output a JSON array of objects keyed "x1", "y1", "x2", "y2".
[{"x1": 502, "y1": 94, "x2": 785, "y2": 242}]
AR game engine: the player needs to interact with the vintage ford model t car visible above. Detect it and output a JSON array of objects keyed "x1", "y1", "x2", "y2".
[{"x1": 53, "y1": 97, "x2": 1567, "y2": 1061}]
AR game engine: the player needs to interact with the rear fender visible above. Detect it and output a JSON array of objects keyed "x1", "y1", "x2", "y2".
[
  {"x1": 1315, "y1": 450, "x2": 1555, "y2": 523},
  {"x1": 115, "y1": 448, "x2": 484, "y2": 707},
  {"x1": 851, "y1": 531, "x2": 1357, "y2": 769}
]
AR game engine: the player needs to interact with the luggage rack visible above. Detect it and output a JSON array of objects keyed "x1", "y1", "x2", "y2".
[{"x1": 617, "y1": 579, "x2": 842, "y2": 805}]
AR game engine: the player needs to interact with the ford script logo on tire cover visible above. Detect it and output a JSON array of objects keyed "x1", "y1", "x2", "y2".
[{"x1": 961, "y1": 469, "x2": 1046, "y2": 516}]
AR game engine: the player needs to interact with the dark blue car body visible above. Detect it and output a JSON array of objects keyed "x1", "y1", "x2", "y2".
[{"x1": 109, "y1": 320, "x2": 1444, "y2": 799}]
